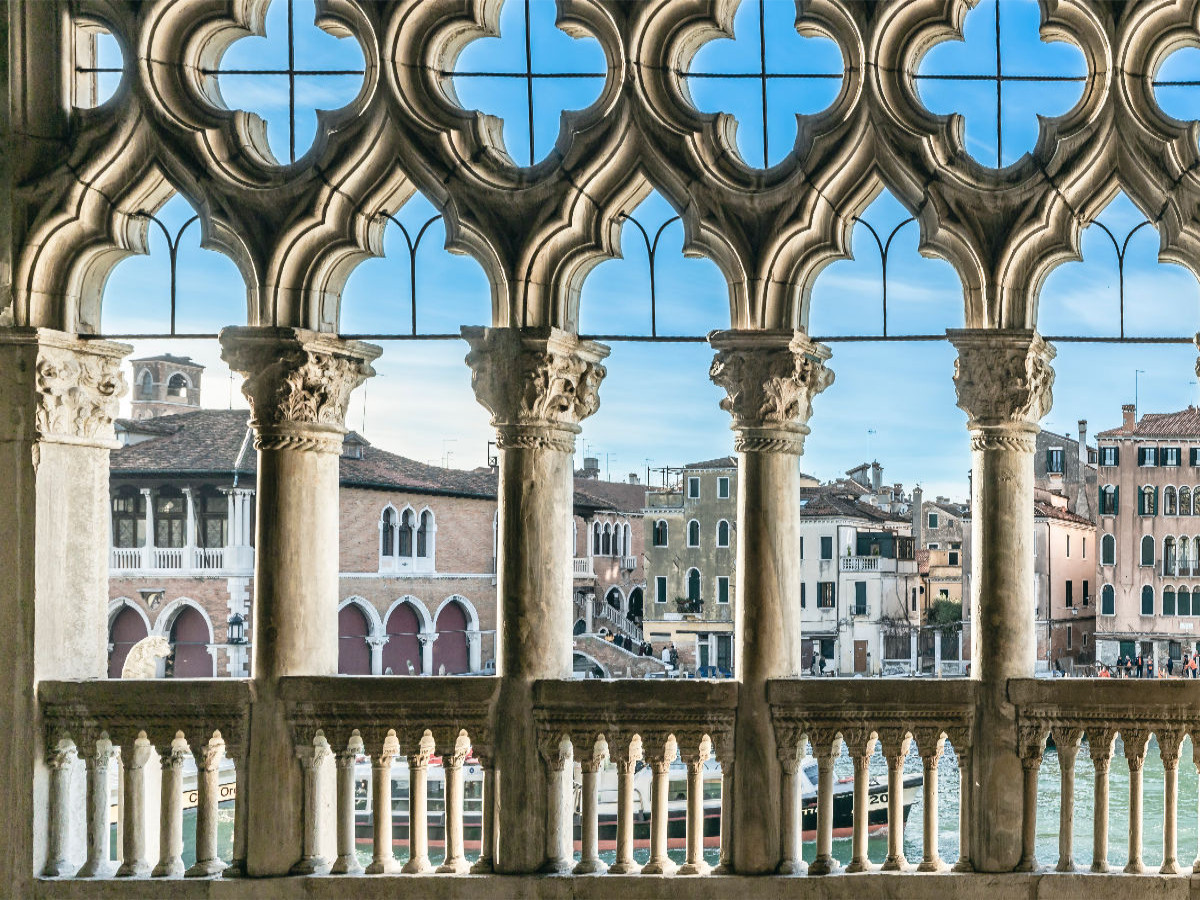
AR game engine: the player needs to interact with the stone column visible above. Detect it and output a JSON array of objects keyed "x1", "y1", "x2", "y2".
[
  {"x1": 115, "y1": 733, "x2": 154, "y2": 877},
  {"x1": 538, "y1": 736, "x2": 572, "y2": 874},
  {"x1": 915, "y1": 729, "x2": 946, "y2": 872},
  {"x1": 182, "y1": 486, "x2": 196, "y2": 568},
  {"x1": 437, "y1": 737, "x2": 471, "y2": 874},
  {"x1": 141, "y1": 488, "x2": 155, "y2": 569},
  {"x1": 365, "y1": 734, "x2": 399, "y2": 875},
  {"x1": 78, "y1": 737, "x2": 118, "y2": 878},
  {"x1": 808, "y1": 731, "x2": 842, "y2": 876},
  {"x1": 950, "y1": 733, "x2": 973, "y2": 873},
  {"x1": 711, "y1": 738, "x2": 735, "y2": 875},
  {"x1": 709, "y1": 330, "x2": 833, "y2": 875},
  {"x1": 402, "y1": 735, "x2": 434, "y2": 874},
  {"x1": 151, "y1": 736, "x2": 190, "y2": 877},
  {"x1": 1052, "y1": 727, "x2": 1082, "y2": 872},
  {"x1": 470, "y1": 747, "x2": 496, "y2": 874},
  {"x1": 1089, "y1": 729, "x2": 1115, "y2": 872},
  {"x1": 290, "y1": 736, "x2": 332, "y2": 875},
  {"x1": 949, "y1": 329, "x2": 1055, "y2": 872},
  {"x1": 1015, "y1": 728, "x2": 1046, "y2": 872},
  {"x1": 608, "y1": 737, "x2": 642, "y2": 875},
  {"x1": 330, "y1": 739, "x2": 364, "y2": 875},
  {"x1": 1123, "y1": 729, "x2": 1150, "y2": 874},
  {"x1": 220, "y1": 327, "x2": 379, "y2": 875},
  {"x1": 574, "y1": 738, "x2": 609, "y2": 875},
  {"x1": 910, "y1": 630, "x2": 918, "y2": 674},
  {"x1": 641, "y1": 734, "x2": 679, "y2": 876},
  {"x1": 463, "y1": 326, "x2": 609, "y2": 873},
  {"x1": 678, "y1": 736, "x2": 712, "y2": 876},
  {"x1": 775, "y1": 728, "x2": 806, "y2": 876},
  {"x1": 879, "y1": 729, "x2": 911, "y2": 872},
  {"x1": 223, "y1": 746, "x2": 248, "y2": 877},
  {"x1": 844, "y1": 729, "x2": 876, "y2": 874},
  {"x1": 1158, "y1": 730, "x2": 1184, "y2": 874},
  {"x1": 43, "y1": 741, "x2": 78, "y2": 876},
  {"x1": 366, "y1": 636, "x2": 387, "y2": 676},
  {"x1": 186, "y1": 735, "x2": 226, "y2": 877}
]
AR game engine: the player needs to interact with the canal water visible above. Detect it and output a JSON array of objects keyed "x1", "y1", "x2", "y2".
[{"x1": 178, "y1": 736, "x2": 1198, "y2": 871}]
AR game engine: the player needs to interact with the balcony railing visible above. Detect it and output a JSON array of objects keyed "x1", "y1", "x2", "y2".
[
  {"x1": 620, "y1": 555, "x2": 638, "y2": 571},
  {"x1": 572, "y1": 557, "x2": 594, "y2": 577},
  {"x1": 109, "y1": 545, "x2": 251, "y2": 574},
  {"x1": 840, "y1": 555, "x2": 883, "y2": 572}
]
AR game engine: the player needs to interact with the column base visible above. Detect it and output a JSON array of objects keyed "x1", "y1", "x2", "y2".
[
  {"x1": 364, "y1": 858, "x2": 400, "y2": 875},
  {"x1": 289, "y1": 855, "x2": 330, "y2": 876},
  {"x1": 916, "y1": 858, "x2": 947, "y2": 873},
  {"x1": 329, "y1": 855, "x2": 364, "y2": 875},
  {"x1": 42, "y1": 859, "x2": 76, "y2": 877},
  {"x1": 952, "y1": 858, "x2": 974, "y2": 873},
  {"x1": 540, "y1": 859, "x2": 574, "y2": 875},
  {"x1": 401, "y1": 856, "x2": 432, "y2": 874},
  {"x1": 808, "y1": 855, "x2": 841, "y2": 876},
  {"x1": 469, "y1": 857, "x2": 493, "y2": 874},
  {"x1": 880, "y1": 856, "x2": 909, "y2": 872},
  {"x1": 1055, "y1": 859, "x2": 1075, "y2": 873},
  {"x1": 777, "y1": 859, "x2": 807, "y2": 875},
  {"x1": 641, "y1": 857, "x2": 678, "y2": 875},
  {"x1": 151, "y1": 858, "x2": 185, "y2": 878},
  {"x1": 1160, "y1": 860, "x2": 1179, "y2": 875},
  {"x1": 436, "y1": 856, "x2": 471, "y2": 874},
  {"x1": 573, "y1": 858, "x2": 609, "y2": 875},
  {"x1": 1090, "y1": 860, "x2": 1110, "y2": 873},
  {"x1": 223, "y1": 859, "x2": 246, "y2": 878},
  {"x1": 845, "y1": 859, "x2": 874, "y2": 874},
  {"x1": 184, "y1": 858, "x2": 226, "y2": 878},
  {"x1": 678, "y1": 861, "x2": 711, "y2": 876},
  {"x1": 609, "y1": 860, "x2": 642, "y2": 875},
  {"x1": 114, "y1": 860, "x2": 151, "y2": 877},
  {"x1": 710, "y1": 862, "x2": 733, "y2": 875},
  {"x1": 75, "y1": 861, "x2": 114, "y2": 879},
  {"x1": 1123, "y1": 859, "x2": 1144, "y2": 874},
  {"x1": 1014, "y1": 857, "x2": 1038, "y2": 873}
]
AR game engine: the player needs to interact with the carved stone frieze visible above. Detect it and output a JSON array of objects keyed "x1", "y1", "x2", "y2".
[
  {"x1": 462, "y1": 326, "x2": 609, "y2": 453},
  {"x1": 220, "y1": 327, "x2": 381, "y2": 454},
  {"x1": 949, "y1": 330, "x2": 1055, "y2": 450},
  {"x1": 709, "y1": 331, "x2": 833, "y2": 454}
]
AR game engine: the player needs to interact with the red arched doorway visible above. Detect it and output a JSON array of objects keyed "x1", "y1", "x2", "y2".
[
  {"x1": 168, "y1": 605, "x2": 213, "y2": 677},
  {"x1": 434, "y1": 599, "x2": 470, "y2": 674},
  {"x1": 338, "y1": 603, "x2": 372, "y2": 675},
  {"x1": 382, "y1": 602, "x2": 422, "y2": 675},
  {"x1": 109, "y1": 606, "x2": 148, "y2": 678}
]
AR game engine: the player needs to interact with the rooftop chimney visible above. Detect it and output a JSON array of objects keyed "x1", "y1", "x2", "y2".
[
  {"x1": 1078, "y1": 419, "x2": 1088, "y2": 464},
  {"x1": 871, "y1": 461, "x2": 883, "y2": 492},
  {"x1": 912, "y1": 486, "x2": 924, "y2": 546},
  {"x1": 583, "y1": 457, "x2": 600, "y2": 479},
  {"x1": 1122, "y1": 404, "x2": 1136, "y2": 431},
  {"x1": 628, "y1": 473, "x2": 639, "y2": 485}
]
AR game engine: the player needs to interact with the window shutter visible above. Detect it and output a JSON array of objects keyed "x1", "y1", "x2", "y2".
[
  {"x1": 1045, "y1": 449, "x2": 1054, "y2": 471},
  {"x1": 1155, "y1": 486, "x2": 1160, "y2": 514},
  {"x1": 1138, "y1": 489, "x2": 1145, "y2": 516},
  {"x1": 1113, "y1": 447, "x2": 1119, "y2": 465},
  {"x1": 1114, "y1": 485, "x2": 1119, "y2": 513}
]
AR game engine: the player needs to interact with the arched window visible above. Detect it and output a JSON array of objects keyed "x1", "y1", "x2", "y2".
[
  {"x1": 166, "y1": 605, "x2": 213, "y2": 678},
  {"x1": 417, "y1": 509, "x2": 434, "y2": 558},
  {"x1": 653, "y1": 520, "x2": 668, "y2": 547},
  {"x1": 687, "y1": 568, "x2": 701, "y2": 604},
  {"x1": 1181, "y1": 536, "x2": 1192, "y2": 576},
  {"x1": 154, "y1": 488, "x2": 186, "y2": 549},
  {"x1": 1164, "y1": 536, "x2": 1177, "y2": 576},
  {"x1": 1182, "y1": 486, "x2": 1193, "y2": 517},
  {"x1": 434, "y1": 599, "x2": 471, "y2": 675},
  {"x1": 1141, "y1": 585, "x2": 1154, "y2": 616},
  {"x1": 628, "y1": 587, "x2": 644, "y2": 622},
  {"x1": 623, "y1": 523, "x2": 632, "y2": 558},
  {"x1": 687, "y1": 520, "x2": 700, "y2": 548},
  {"x1": 338, "y1": 602, "x2": 372, "y2": 675},
  {"x1": 111, "y1": 487, "x2": 145, "y2": 548},
  {"x1": 602, "y1": 523, "x2": 612, "y2": 556},
  {"x1": 381, "y1": 506, "x2": 396, "y2": 557},
  {"x1": 1099, "y1": 485, "x2": 1117, "y2": 515},
  {"x1": 1181, "y1": 586, "x2": 1192, "y2": 617},
  {"x1": 1140, "y1": 485, "x2": 1157, "y2": 516},
  {"x1": 606, "y1": 587, "x2": 622, "y2": 610},
  {"x1": 573, "y1": 618, "x2": 587, "y2": 636},
  {"x1": 383, "y1": 600, "x2": 423, "y2": 675},
  {"x1": 593, "y1": 522, "x2": 601, "y2": 555},
  {"x1": 137, "y1": 369, "x2": 154, "y2": 400},
  {"x1": 166, "y1": 372, "x2": 189, "y2": 398},
  {"x1": 1164, "y1": 587, "x2": 1177, "y2": 616},
  {"x1": 108, "y1": 605, "x2": 149, "y2": 678},
  {"x1": 1101, "y1": 584, "x2": 1115, "y2": 616},
  {"x1": 1141, "y1": 535, "x2": 1155, "y2": 567},
  {"x1": 1101, "y1": 533, "x2": 1115, "y2": 566},
  {"x1": 717, "y1": 520, "x2": 730, "y2": 548},
  {"x1": 398, "y1": 508, "x2": 415, "y2": 557},
  {"x1": 1165, "y1": 486, "x2": 1178, "y2": 516}
]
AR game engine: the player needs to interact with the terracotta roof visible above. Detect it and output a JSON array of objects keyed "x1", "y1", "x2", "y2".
[
  {"x1": 130, "y1": 354, "x2": 201, "y2": 366},
  {"x1": 928, "y1": 500, "x2": 968, "y2": 518},
  {"x1": 797, "y1": 488, "x2": 908, "y2": 524},
  {"x1": 684, "y1": 456, "x2": 737, "y2": 470},
  {"x1": 1097, "y1": 407, "x2": 1200, "y2": 438},
  {"x1": 573, "y1": 479, "x2": 647, "y2": 514},
  {"x1": 1034, "y1": 501, "x2": 1093, "y2": 526}
]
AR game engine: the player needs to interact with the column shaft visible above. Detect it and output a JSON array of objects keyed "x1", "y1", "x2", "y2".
[
  {"x1": 574, "y1": 763, "x2": 607, "y2": 874},
  {"x1": 846, "y1": 752, "x2": 872, "y2": 873},
  {"x1": 881, "y1": 742, "x2": 910, "y2": 872},
  {"x1": 1091, "y1": 756, "x2": 1111, "y2": 872},
  {"x1": 642, "y1": 759, "x2": 677, "y2": 875},
  {"x1": 809, "y1": 749, "x2": 840, "y2": 875},
  {"x1": 437, "y1": 755, "x2": 469, "y2": 874},
  {"x1": 403, "y1": 758, "x2": 431, "y2": 873},
  {"x1": 331, "y1": 751, "x2": 363, "y2": 875},
  {"x1": 186, "y1": 743, "x2": 225, "y2": 877},
  {"x1": 609, "y1": 758, "x2": 640, "y2": 874},
  {"x1": 917, "y1": 743, "x2": 944, "y2": 872},
  {"x1": 78, "y1": 744, "x2": 116, "y2": 877},
  {"x1": 1162, "y1": 759, "x2": 1179, "y2": 874},
  {"x1": 470, "y1": 761, "x2": 495, "y2": 874},
  {"x1": 152, "y1": 748, "x2": 187, "y2": 877},
  {"x1": 1056, "y1": 747, "x2": 1078, "y2": 872},
  {"x1": 366, "y1": 756, "x2": 397, "y2": 874}
]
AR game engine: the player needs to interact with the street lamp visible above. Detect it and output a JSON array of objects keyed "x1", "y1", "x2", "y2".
[{"x1": 227, "y1": 613, "x2": 246, "y2": 645}]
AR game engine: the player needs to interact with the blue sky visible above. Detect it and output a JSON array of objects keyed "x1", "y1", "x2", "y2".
[{"x1": 95, "y1": 0, "x2": 1200, "y2": 498}]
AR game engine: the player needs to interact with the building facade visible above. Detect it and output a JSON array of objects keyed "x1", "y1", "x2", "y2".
[{"x1": 1034, "y1": 490, "x2": 1098, "y2": 671}]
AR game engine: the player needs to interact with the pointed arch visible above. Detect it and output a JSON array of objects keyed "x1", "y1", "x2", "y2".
[
  {"x1": 107, "y1": 599, "x2": 151, "y2": 679},
  {"x1": 153, "y1": 598, "x2": 214, "y2": 678},
  {"x1": 383, "y1": 595, "x2": 431, "y2": 676}
]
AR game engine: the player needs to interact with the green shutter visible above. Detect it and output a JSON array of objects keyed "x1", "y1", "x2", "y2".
[
  {"x1": 1155, "y1": 486, "x2": 1160, "y2": 515},
  {"x1": 1114, "y1": 447, "x2": 1120, "y2": 466},
  {"x1": 1045, "y1": 449, "x2": 1054, "y2": 471},
  {"x1": 1114, "y1": 485, "x2": 1119, "y2": 513}
]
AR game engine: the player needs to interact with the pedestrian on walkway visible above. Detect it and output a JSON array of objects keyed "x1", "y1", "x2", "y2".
[
  {"x1": 1168, "y1": 656, "x2": 1175, "y2": 677},
  {"x1": 1137, "y1": 654, "x2": 1144, "y2": 678}
]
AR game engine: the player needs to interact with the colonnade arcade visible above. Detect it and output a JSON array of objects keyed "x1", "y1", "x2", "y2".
[{"x1": 7, "y1": 0, "x2": 1200, "y2": 895}]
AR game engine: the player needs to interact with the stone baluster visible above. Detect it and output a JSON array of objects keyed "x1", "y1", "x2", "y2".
[
  {"x1": 152, "y1": 733, "x2": 190, "y2": 877},
  {"x1": 186, "y1": 734, "x2": 226, "y2": 877},
  {"x1": 844, "y1": 729, "x2": 877, "y2": 874},
  {"x1": 679, "y1": 736, "x2": 713, "y2": 876},
  {"x1": 641, "y1": 734, "x2": 679, "y2": 875},
  {"x1": 43, "y1": 740, "x2": 78, "y2": 876},
  {"x1": 709, "y1": 330, "x2": 832, "y2": 875},
  {"x1": 470, "y1": 747, "x2": 496, "y2": 874},
  {"x1": 1122, "y1": 728, "x2": 1150, "y2": 874},
  {"x1": 437, "y1": 732, "x2": 473, "y2": 874},
  {"x1": 949, "y1": 330, "x2": 1055, "y2": 872},
  {"x1": 537, "y1": 734, "x2": 572, "y2": 874},
  {"x1": 574, "y1": 737, "x2": 610, "y2": 875},
  {"x1": 464, "y1": 326, "x2": 608, "y2": 873},
  {"x1": 775, "y1": 727, "x2": 807, "y2": 875},
  {"x1": 1015, "y1": 726, "x2": 1046, "y2": 872},
  {"x1": 1051, "y1": 727, "x2": 1083, "y2": 872},
  {"x1": 809, "y1": 730, "x2": 843, "y2": 876},
  {"x1": 1158, "y1": 729, "x2": 1184, "y2": 874},
  {"x1": 711, "y1": 737, "x2": 735, "y2": 875},
  {"x1": 915, "y1": 729, "x2": 947, "y2": 872},
  {"x1": 223, "y1": 746, "x2": 248, "y2": 877},
  {"x1": 290, "y1": 734, "x2": 332, "y2": 875},
  {"x1": 608, "y1": 737, "x2": 643, "y2": 875},
  {"x1": 403, "y1": 732, "x2": 435, "y2": 874},
  {"x1": 115, "y1": 733, "x2": 154, "y2": 877},
  {"x1": 878, "y1": 729, "x2": 912, "y2": 872},
  {"x1": 220, "y1": 327, "x2": 379, "y2": 875},
  {"x1": 330, "y1": 733, "x2": 365, "y2": 875},
  {"x1": 948, "y1": 731, "x2": 973, "y2": 872},
  {"x1": 1088, "y1": 728, "x2": 1116, "y2": 872},
  {"x1": 366, "y1": 732, "x2": 400, "y2": 874},
  {"x1": 78, "y1": 736, "x2": 118, "y2": 878}
]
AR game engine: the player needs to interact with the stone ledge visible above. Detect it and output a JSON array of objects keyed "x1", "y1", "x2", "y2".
[{"x1": 29, "y1": 872, "x2": 1200, "y2": 900}]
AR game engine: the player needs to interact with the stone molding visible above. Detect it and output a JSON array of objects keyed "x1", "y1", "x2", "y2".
[
  {"x1": 949, "y1": 330, "x2": 1055, "y2": 445},
  {"x1": 708, "y1": 330, "x2": 833, "y2": 455},
  {"x1": 462, "y1": 327, "x2": 609, "y2": 453},
  {"x1": 0, "y1": 329, "x2": 130, "y2": 448},
  {"x1": 220, "y1": 327, "x2": 381, "y2": 455}
]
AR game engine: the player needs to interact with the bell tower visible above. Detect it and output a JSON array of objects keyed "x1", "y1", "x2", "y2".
[{"x1": 129, "y1": 354, "x2": 205, "y2": 419}]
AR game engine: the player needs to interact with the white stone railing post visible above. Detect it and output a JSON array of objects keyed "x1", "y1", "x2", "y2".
[
  {"x1": 915, "y1": 729, "x2": 947, "y2": 872},
  {"x1": 949, "y1": 330, "x2": 1054, "y2": 873},
  {"x1": 43, "y1": 741, "x2": 78, "y2": 877},
  {"x1": 330, "y1": 735, "x2": 365, "y2": 875},
  {"x1": 186, "y1": 734, "x2": 226, "y2": 877},
  {"x1": 1123, "y1": 729, "x2": 1150, "y2": 874},
  {"x1": 1051, "y1": 727, "x2": 1082, "y2": 872},
  {"x1": 711, "y1": 739, "x2": 735, "y2": 875},
  {"x1": 574, "y1": 738, "x2": 609, "y2": 875},
  {"x1": 1089, "y1": 729, "x2": 1116, "y2": 872},
  {"x1": 537, "y1": 735, "x2": 572, "y2": 874},
  {"x1": 950, "y1": 732, "x2": 973, "y2": 873},
  {"x1": 1015, "y1": 728, "x2": 1046, "y2": 872},
  {"x1": 608, "y1": 737, "x2": 643, "y2": 875},
  {"x1": 709, "y1": 330, "x2": 832, "y2": 875},
  {"x1": 879, "y1": 729, "x2": 912, "y2": 872},
  {"x1": 1159, "y1": 729, "x2": 1184, "y2": 874},
  {"x1": 641, "y1": 734, "x2": 679, "y2": 875},
  {"x1": 290, "y1": 735, "x2": 332, "y2": 875},
  {"x1": 152, "y1": 734, "x2": 190, "y2": 877},
  {"x1": 775, "y1": 728, "x2": 806, "y2": 875},
  {"x1": 221, "y1": 327, "x2": 379, "y2": 876},
  {"x1": 223, "y1": 746, "x2": 248, "y2": 877},
  {"x1": 78, "y1": 736, "x2": 118, "y2": 878},
  {"x1": 464, "y1": 326, "x2": 608, "y2": 874},
  {"x1": 844, "y1": 729, "x2": 876, "y2": 874},
  {"x1": 678, "y1": 735, "x2": 712, "y2": 876},
  {"x1": 808, "y1": 730, "x2": 842, "y2": 876},
  {"x1": 365, "y1": 732, "x2": 400, "y2": 875},
  {"x1": 470, "y1": 747, "x2": 496, "y2": 874},
  {"x1": 115, "y1": 733, "x2": 154, "y2": 877},
  {"x1": 437, "y1": 733, "x2": 472, "y2": 874},
  {"x1": 402, "y1": 733, "x2": 434, "y2": 874}
]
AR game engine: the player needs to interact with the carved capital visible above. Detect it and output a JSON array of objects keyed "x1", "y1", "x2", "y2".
[
  {"x1": 194, "y1": 735, "x2": 226, "y2": 772},
  {"x1": 219, "y1": 327, "x2": 381, "y2": 454},
  {"x1": 1018, "y1": 722, "x2": 1048, "y2": 763},
  {"x1": 875, "y1": 726, "x2": 911, "y2": 760},
  {"x1": 1157, "y1": 728, "x2": 1185, "y2": 767},
  {"x1": 708, "y1": 330, "x2": 833, "y2": 455},
  {"x1": 1121, "y1": 728, "x2": 1151, "y2": 770},
  {"x1": 1087, "y1": 727, "x2": 1117, "y2": 765},
  {"x1": 948, "y1": 329, "x2": 1055, "y2": 449},
  {"x1": 0, "y1": 329, "x2": 130, "y2": 447},
  {"x1": 462, "y1": 326, "x2": 609, "y2": 453},
  {"x1": 1050, "y1": 727, "x2": 1084, "y2": 764},
  {"x1": 912, "y1": 727, "x2": 946, "y2": 762}
]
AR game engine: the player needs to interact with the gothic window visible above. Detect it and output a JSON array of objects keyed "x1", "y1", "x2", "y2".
[
  {"x1": 1099, "y1": 485, "x2": 1118, "y2": 515},
  {"x1": 602, "y1": 523, "x2": 612, "y2": 556},
  {"x1": 1101, "y1": 533, "x2": 1115, "y2": 566},
  {"x1": 1165, "y1": 587, "x2": 1177, "y2": 617},
  {"x1": 687, "y1": 520, "x2": 700, "y2": 548},
  {"x1": 1166, "y1": 486, "x2": 1178, "y2": 516},
  {"x1": 111, "y1": 487, "x2": 145, "y2": 548},
  {"x1": 137, "y1": 369, "x2": 154, "y2": 400},
  {"x1": 1142, "y1": 585, "x2": 1155, "y2": 616},
  {"x1": 154, "y1": 488, "x2": 186, "y2": 548},
  {"x1": 1182, "y1": 487, "x2": 1193, "y2": 516},
  {"x1": 593, "y1": 523, "x2": 601, "y2": 556},
  {"x1": 717, "y1": 519, "x2": 730, "y2": 548},
  {"x1": 1181, "y1": 587, "x2": 1192, "y2": 617},
  {"x1": 1101, "y1": 584, "x2": 1115, "y2": 616},
  {"x1": 398, "y1": 508, "x2": 415, "y2": 557},
  {"x1": 1142, "y1": 535, "x2": 1155, "y2": 567},
  {"x1": 416, "y1": 510, "x2": 434, "y2": 559},
  {"x1": 606, "y1": 588, "x2": 621, "y2": 610},
  {"x1": 623, "y1": 523, "x2": 632, "y2": 558},
  {"x1": 166, "y1": 373, "x2": 189, "y2": 398},
  {"x1": 197, "y1": 487, "x2": 226, "y2": 548},
  {"x1": 1139, "y1": 485, "x2": 1157, "y2": 516},
  {"x1": 653, "y1": 520, "x2": 668, "y2": 547},
  {"x1": 381, "y1": 507, "x2": 396, "y2": 557},
  {"x1": 687, "y1": 569, "x2": 701, "y2": 604},
  {"x1": 1164, "y1": 536, "x2": 1177, "y2": 576},
  {"x1": 1180, "y1": 536, "x2": 1191, "y2": 575}
]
